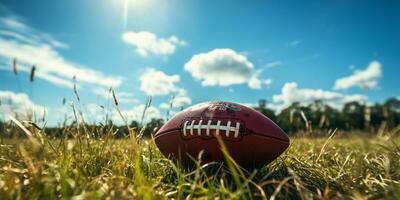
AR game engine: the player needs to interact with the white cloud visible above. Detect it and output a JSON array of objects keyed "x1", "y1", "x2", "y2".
[
  {"x1": 92, "y1": 88, "x2": 139, "y2": 104},
  {"x1": 248, "y1": 75, "x2": 262, "y2": 89},
  {"x1": 122, "y1": 31, "x2": 186, "y2": 57},
  {"x1": 334, "y1": 61, "x2": 382, "y2": 90},
  {"x1": 264, "y1": 79, "x2": 273, "y2": 86},
  {"x1": 158, "y1": 103, "x2": 170, "y2": 110},
  {"x1": 118, "y1": 92, "x2": 134, "y2": 98},
  {"x1": 118, "y1": 98, "x2": 140, "y2": 104},
  {"x1": 265, "y1": 61, "x2": 282, "y2": 68},
  {"x1": 116, "y1": 91, "x2": 139, "y2": 104},
  {"x1": 273, "y1": 82, "x2": 367, "y2": 110},
  {"x1": 184, "y1": 49, "x2": 252, "y2": 86},
  {"x1": 184, "y1": 48, "x2": 270, "y2": 89},
  {"x1": 86, "y1": 103, "x2": 161, "y2": 124},
  {"x1": 249, "y1": 70, "x2": 273, "y2": 90},
  {"x1": 0, "y1": 62, "x2": 75, "y2": 89},
  {"x1": 139, "y1": 68, "x2": 180, "y2": 96},
  {"x1": 0, "y1": 90, "x2": 46, "y2": 121},
  {"x1": 248, "y1": 76, "x2": 272, "y2": 89},
  {"x1": 159, "y1": 89, "x2": 192, "y2": 109},
  {"x1": 116, "y1": 104, "x2": 161, "y2": 123},
  {"x1": 0, "y1": 17, "x2": 30, "y2": 33},
  {"x1": 92, "y1": 88, "x2": 112, "y2": 99},
  {"x1": 139, "y1": 67, "x2": 192, "y2": 116},
  {"x1": 0, "y1": 15, "x2": 123, "y2": 89},
  {"x1": 56, "y1": 102, "x2": 161, "y2": 125},
  {"x1": 171, "y1": 89, "x2": 192, "y2": 108}
]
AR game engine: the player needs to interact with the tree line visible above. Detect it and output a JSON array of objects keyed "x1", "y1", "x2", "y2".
[
  {"x1": 1, "y1": 97, "x2": 399, "y2": 138},
  {"x1": 125, "y1": 97, "x2": 400, "y2": 136},
  {"x1": 254, "y1": 98, "x2": 400, "y2": 134}
]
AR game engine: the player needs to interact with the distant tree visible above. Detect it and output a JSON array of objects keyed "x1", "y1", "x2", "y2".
[
  {"x1": 129, "y1": 120, "x2": 144, "y2": 137},
  {"x1": 307, "y1": 100, "x2": 344, "y2": 130},
  {"x1": 308, "y1": 100, "x2": 325, "y2": 129},
  {"x1": 130, "y1": 120, "x2": 140, "y2": 129},
  {"x1": 341, "y1": 101, "x2": 365, "y2": 130},
  {"x1": 369, "y1": 103, "x2": 385, "y2": 129},
  {"x1": 322, "y1": 104, "x2": 343, "y2": 129},
  {"x1": 143, "y1": 118, "x2": 164, "y2": 138},
  {"x1": 383, "y1": 98, "x2": 400, "y2": 128},
  {"x1": 0, "y1": 120, "x2": 4, "y2": 138},
  {"x1": 254, "y1": 99, "x2": 277, "y2": 122},
  {"x1": 277, "y1": 102, "x2": 309, "y2": 134}
]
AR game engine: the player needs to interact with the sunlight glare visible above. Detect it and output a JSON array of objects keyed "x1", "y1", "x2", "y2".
[
  {"x1": 122, "y1": 0, "x2": 156, "y2": 29},
  {"x1": 123, "y1": 0, "x2": 129, "y2": 29}
]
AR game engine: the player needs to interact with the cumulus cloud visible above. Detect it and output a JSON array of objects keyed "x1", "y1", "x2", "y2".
[
  {"x1": 122, "y1": 31, "x2": 186, "y2": 57},
  {"x1": 115, "y1": 104, "x2": 161, "y2": 124},
  {"x1": 248, "y1": 75, "x2": 262, "y2": 89},
  {"x1": 139, "y1": 68, "x2": 181, "y2": 96},
  {"x1": 0, "y1": 14, "x2": 123, "y2": 89},
  {"x1": 273, "y1": 82, "x2": 367, "y2": 110},
  {"x1": 139, "y1": 68, "x2": 192, "y2": 116},
  {"x1": 184, "y1": 48, "x2": 270, "y2": 89},
  {"x1": 0, "y1": 90, "x2": 46, "y2": 121},
  {"x1": 159, "y1": 89, "x2": 192, "y2": 110},
  {"x1": 248, "y1": 75, "x2": 273, "y2": 89},
  {"x1": 184, "y1": 49, "x2": 252, "y2": 86},
  {"x1": 334, "y1": 61, "x2": 382, "y2": 90}
]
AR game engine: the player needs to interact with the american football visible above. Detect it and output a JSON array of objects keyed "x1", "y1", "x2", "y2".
[
  {"x1": 155, "y1": 101, "x2": 289, "y2": 167},
  {"x1": 1, "y1": 1, "x2": 398, "y2": 199}
]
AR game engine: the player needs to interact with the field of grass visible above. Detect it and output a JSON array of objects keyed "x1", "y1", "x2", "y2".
[{"x1": 0, "y1": 126, "x2": 399, "y2": 199}]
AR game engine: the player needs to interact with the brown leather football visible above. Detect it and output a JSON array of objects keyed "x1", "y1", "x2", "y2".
[{"x1": 154, "y1": 101, "x2": 289, "y2": 167}]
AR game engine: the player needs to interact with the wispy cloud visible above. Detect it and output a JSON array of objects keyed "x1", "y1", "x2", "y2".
[
  {"x1": 122, "y1": 31, "x2": 186, "y2": 57},
  {"x1": 0, "y1": 12, "x2": 123, "y2": 89},
  {"x1": 265, "y1": 61, "x2": 282, "y2": 68},
  {"x1": 0, "y1": 16, "x2": 70, "y2": 49},
  {"x1": 334, "y1": 60, "x2": 382, "y2": 90}
]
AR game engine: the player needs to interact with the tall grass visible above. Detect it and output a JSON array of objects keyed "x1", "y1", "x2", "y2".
[{"x1": 0, "y1": 121, "x2": 399, "y2": 199}]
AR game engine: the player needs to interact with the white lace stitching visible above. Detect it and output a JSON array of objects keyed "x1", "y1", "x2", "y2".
[{"x1": 183, "y1": 119, "x2": 241, "y2": 138}]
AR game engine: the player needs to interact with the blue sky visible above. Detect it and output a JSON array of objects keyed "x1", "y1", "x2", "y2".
[{"x1": 0, "y1": 0, "x2": 399, "y2": 126}]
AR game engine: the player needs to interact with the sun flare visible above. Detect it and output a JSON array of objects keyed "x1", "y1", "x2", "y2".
[{"x1": 122, "y1": 0, "x2": 156, "y2": 29}]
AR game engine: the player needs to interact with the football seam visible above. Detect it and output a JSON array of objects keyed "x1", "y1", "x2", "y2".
[{"x1": 155, "y1": 129, "x2": 289, "y2": 143}]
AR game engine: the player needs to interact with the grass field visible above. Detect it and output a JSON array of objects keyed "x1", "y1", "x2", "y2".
[{"x1": 1, "y1": 127, "x2": 399, "y2": 199}]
